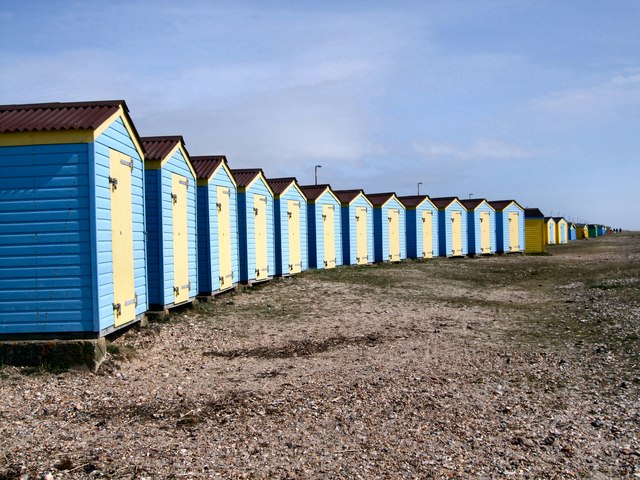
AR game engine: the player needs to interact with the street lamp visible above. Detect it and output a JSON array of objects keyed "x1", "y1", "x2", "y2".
[
  {"x1": 468, "y1": 193, "x2": 473, "y2": 199},
  {"x1": 314, "y1": 165, "x2": 322, "y2": 185},
  {"x1": 417, "y1": 182, "x2": 422, "y2": 195}
]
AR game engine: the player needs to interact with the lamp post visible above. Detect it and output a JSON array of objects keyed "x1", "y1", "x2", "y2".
[
  {"x1": 314, "y1": 165, "x2": 322, "y2": 185},
  {"x1": 468, "y1": 193, "x2": 473, "y2": 199},
  {"x1": 417, "y1": 182, "x2": 422, "y2": 195}
]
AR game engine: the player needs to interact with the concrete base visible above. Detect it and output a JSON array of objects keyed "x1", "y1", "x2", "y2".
[{"x1": 0, "y1": 338, "x2": 107, "y2": 372}]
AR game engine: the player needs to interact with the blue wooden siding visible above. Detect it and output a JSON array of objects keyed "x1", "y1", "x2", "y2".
[
  {"x1": 196, "y1": 167, "x2": 238, "y2": 294},
  {"x1": 0, "y1": 143, "x2": 95, "y2": 334},
  {"x1": 93, "y1": 117, "x2": 148, "y2": 331},
  {"x1": 274, "y1": 187, "x2": 308, "y2": 276},
  {"x1": 495, "y1": 204, "x2": 525, "y2": 253},
  {"x1": 307, "y1": 191, "x2": 342, "y2": 269},
  {"x1": 341, "y1": 196, "x2": 374, "y2": 265},
  {"x1": 237, "y1": 177, "x2": 275, "y2": 282},
  {"x1": 437, "y1": 202, "x2": 468, "y2": 257},
  {"x1": 145, "y1": 148, "x2": 197, "y2": 308},
  {"x1": 373, "y1": 198, "x2": 406, "y2": 262},
  {"x1": 405, "y1": 201, "x2": 438, "y2": 259},
  {"x1": 466, "y1": 204, "x2": 496, "y2": 255},
  {"x1": 569, "y1": 226, "x2": 576, "y2": 241}
]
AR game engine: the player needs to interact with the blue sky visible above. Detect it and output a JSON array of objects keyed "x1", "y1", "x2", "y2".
[{"x1": 1, "y1": 1, "x2": 639, "y2": 228}]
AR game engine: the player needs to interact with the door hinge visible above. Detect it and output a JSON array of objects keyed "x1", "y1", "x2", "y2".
[{"x1": 120, "y1": 159, "x2": 134, "y2": 170}]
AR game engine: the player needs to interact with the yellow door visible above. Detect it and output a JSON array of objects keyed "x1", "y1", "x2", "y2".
[
  {"x1": 356, "y1": 206, "x2": 368, "y2": 264},
  {"x1": 217, "y1": 186, "x2": 233, "y2": 289},
  {"x1": 172, "y1": 174, "x2": 189, "y2": 304},
  {"x1": 451, "y1": 210, "x2": 462, "y2": 256},
  {"x1": 388, "y1": 208, "x2": 400, "y2": 261},
  {"x1": 109, "y1": 150, "x2": 136, "y2": 326},
  {"x1": 254, "y1": 194, "x2": 268, "y2": 280},
  {"x1": 422, "y1": 210, "x2": 433, "y2": 258},
  {"x1": 509, "y1": 211, "x2": 519, "y2": 251},
  {"x1": 322, "y1": 204, "x2": 336, "y2": 269},
  {"x1": 480, "y1": 211, "x2": 491, "y2": 254},
  {"x1": 288, "y1": 200, "x2": 301, "y2": 274}
]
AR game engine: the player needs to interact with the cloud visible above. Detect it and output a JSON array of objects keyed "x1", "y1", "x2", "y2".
[{"x1": 412, "y1": 139, "x2": 533, "y2": 161}]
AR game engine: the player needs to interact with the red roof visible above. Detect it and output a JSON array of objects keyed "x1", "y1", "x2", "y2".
[
  {"x1": 0, "y1": 100, "x2": 126, "y2": 133},
  {"x1": 398, "y1": 195, "x2": 430, "y2": 208},
  {"x1": 141, "y1": 136, "x2": 185, "y2": 161},
  {"x1": 299, "y1": 184, "x2": 332, "y2": 201},
  {"x1": 489, "y1": 199, "x2": 523, "y2": 211},
  {"x1": 231, "y1": 169, "x2": 263, "y2": 188},
  {"x1": 460, "y1": 198, "x2": 485, "y2": 210},
  {"x1": 333, "y1": 189, "x2": 367, "y2": 204},
  {"x1": 191, "y1": 155, "x2": 227, "y2": 180},
  {"x1": 366, "y1": 192, "x2": 397, "y2": 207},
  {"x1": 266, "y1": 177, "x2": 303, "y2": 196},
  {"x1": 430, "y1": 196, "x2": 459, "y2": 209}
]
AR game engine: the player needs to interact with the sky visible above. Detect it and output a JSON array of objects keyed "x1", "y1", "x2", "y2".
[{"x1": 1, "y1": 0, "x2": 639, "y2": 229}]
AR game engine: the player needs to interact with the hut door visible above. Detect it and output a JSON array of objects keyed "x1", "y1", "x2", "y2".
[
  {"x1": 172, "y1": 174, "x2": 190, "y2": 304},
  {"x1": 422, "y1": 210, "x2": 433, "y2": 258},
  {"x1": 451, "y1": 210, "x2": 462, "y2": 256},
  {"x1": 480, "y1": 212, "x2": 491, "y2": 254},
  {"x1": 109, "y1": 150, "x2": 136, "y2": 327},
  {"x1": 322, "y1": 204, "x2": 336, "y2": 269},
  {"x1": 217, "y1": 186, "x2": 233, "y2": 288},
  {"x1": 388, "y1": 208, "x2": 400, "y2": 261},
  {"x1": 508, "y1": 211, "x2": 519, "y2": 251},
  {"x1": 254, "y1": 194, "x2": 268, "y2": 280},
  {"x1": 356, "y1": 207, "x2": 368, "y2": 264},
  {"x1": 288, "y1": 200, "x2": 301, "y2": 274},
  {"x1": 560, "y1": 224, "x2": 566, "y2": 244}
]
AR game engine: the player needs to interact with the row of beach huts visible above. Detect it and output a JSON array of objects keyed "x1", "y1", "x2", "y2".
[{"x1": 0, "y1": 100, "x2": 613, "y2": 339}]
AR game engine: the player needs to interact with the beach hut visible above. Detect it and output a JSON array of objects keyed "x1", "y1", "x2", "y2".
[
  {"x1": 232, "y1": 169, "x2": 275, "y2": 283},
  {"x1": 431, "y1": 197, "x2": 468, "y2": 257},
  {"x1": 576, "y1": 224, "x2": 589, "y2": 239},
  {"x1": 0, "y1": 100, "x2": 147, "y2": 336},
  {"x1": 597, "y1": 225, "x2": 607, "y2": 236},
  {"x1": 489, "y1": 200, "x2": 525, "y2": 253},
  {"x1": 141, "y1": 136, "x2": 197, "y2": 311},
  {"x1": 398, "y1": 195, "x2": 439, "y2": 259},
  {"x1": 334, "y1": 189, "x2": 374, "y2": 266},
  {"x1": 460, "y1": 198, "x2": 496, "y2": 256},
  {"x1": 367, "y1": 193, "x2": 407, "y2": 262},
  {"x1": 553, "y1": 217, "x2": 569, "y2": 245},
  {"x1": 267, "y1": 177, "x2": 308, "y2": 276},
  {"x1": 299, "y1": 184, "x2": 343, "y2": 270},
  {"x1": 524, "y1": 208, "x2": 546, "y2": 253},
  {"x1": 191, "y1": 155, "x2": 238, "y2": 295},
  {"x1": 588, "y1": 224, "x2": 599, "y2": 238},
  {"x1": 568, "y1": 222, "x2": 577, "y2": 241},
  {"x1": 544, "y1": 217, "x2": 556, "y2": 245}
]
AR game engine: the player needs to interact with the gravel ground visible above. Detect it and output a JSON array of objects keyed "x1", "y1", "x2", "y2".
[{"x1": 1, "y1": 233, "x2": 639, "y2": 479}]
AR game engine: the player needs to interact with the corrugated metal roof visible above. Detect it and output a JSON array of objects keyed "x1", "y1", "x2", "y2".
[
  {"x1": 460, "y1": 198, "x2": 484, "y2": 209},
  {"x1": 430, "y1": 196, "x2": 459, "y2": 209},
  {"x1": 489, "y1": 199, "x2": 522, "y2": 211},
  {"x1": 524, "y1": 208, "x2": 544, "y2": 218},
  {"x1": 0, "y1": 100, "x2": 126, "y2": 133},
  {"x1": 191, "y1": 155, "x2": 226, "y2": 180},
  {"x1": 366, "y1": 192, "x2": 396, "y2": 207},
  {"x1": 266, "y1": 177, "x2": 296, "y2": 195},
  {"x1": 141, "y1": 136, "x2": 184, "y2": 161},
  {"x1": 299, "y1": 184, "x2": 332, "y2": 201},
  {"x1": 231, "y1": 169, "x2": 262, "y2": 188},
  {"x1": 333, "y1": 189, "x2": 363, "y2": 204}
]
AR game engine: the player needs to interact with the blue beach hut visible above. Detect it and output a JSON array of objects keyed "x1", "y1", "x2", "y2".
[
  {"x1": 431, "y1": 197, "x2": 468, "y2": 257},
  {"x1": 0, "y1": 100, "x2": 148, "y2": 337},
  {"x1": 334, "y1": 189, "x2": 374, "y2": 266},
  {"x1": 191, "y1": 155, "x2": 239, "y2": 296},
  {"x1": 299, "y1": 185, "x2": 343, "y2": 270},
  {"x1": 460, "y1": 198, "x2": 496, "y2": 256},
  {"x1": 367, "y1": 193, "x2": 407, "y2": 262},
  {"x1": 489, "y1": 200, "x2": 525, "y2": 253},
  {"x1": 568, "y1": 222, "x2": 577, "y2": 241},
  {"x1": 267, "y1": 177, "x2": 308, "y2": 276},
  {"x1": 398, "y1": 195, "x2": 439, "y2": 259},
  {"x1": 231, "y1": 169, "x2": 275, "y2": 283},
  {"x1": 141, "y1": 136, "x2": 197, "y2": 311}
]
